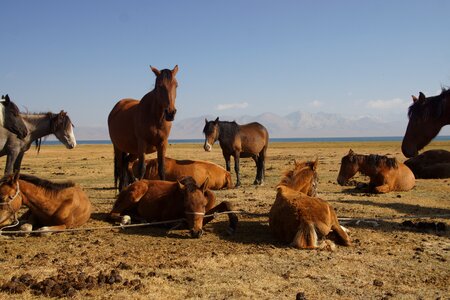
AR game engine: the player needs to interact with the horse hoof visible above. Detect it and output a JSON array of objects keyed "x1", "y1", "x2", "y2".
[
  {"x1": 20, "y1": 223, "x2": 33, "y2": 232},
  {"x1": 120, "y1": 215, "x2": 131, "y2": 226},
  {"x1": 37, "y1": 227, "x2": 53, "y2": 237}
]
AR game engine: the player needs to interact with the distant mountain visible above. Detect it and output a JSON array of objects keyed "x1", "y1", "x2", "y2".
[{"x1": 70, "y1": 111, "x2": 449, "y2": 140}]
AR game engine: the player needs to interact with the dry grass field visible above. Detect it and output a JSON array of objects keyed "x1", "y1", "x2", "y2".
[{"x1": 0, "y1": 140, "x2": 449, "y2": 299}]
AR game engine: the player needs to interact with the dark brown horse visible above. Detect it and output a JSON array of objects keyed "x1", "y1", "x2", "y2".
[
  {"x1": 130, "y1": 157, "x2": 233, "y2": 190},
  {"x1": 109, "y1": 176, "x2": 238, "y2": 238},
  {"x1": 337, "y1": 150, "x2": 415, "y2": 193},
  {"x1": 404, "y1": 149, "x2": 450, "y2": 179},
  {"x1": 108, "y1": 65, "x2": 178, "y2": 191},
  {"x1": 402, "y1": 89, "x2": 450, "y2": 157},
  {"x1": 0, "y1": 172, "x2": 91, "y2": 233},
  {"x1": 0, "y1": 94, "x2": 28, "y2": 139},
  {"x1": 203, "y1": 118, "x2": 269, "y2": 187},
  {"x1": 269, "y1": 159, "x2": 351, "y2": 249}
]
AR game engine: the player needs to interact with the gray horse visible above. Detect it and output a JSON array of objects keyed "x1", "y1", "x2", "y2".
[
  {"x1": 0, "y1": 95, "x2": 28, "y2": 139},
  {"x1": 0, "y1": 111, "x2": 77, "y2": 174}
]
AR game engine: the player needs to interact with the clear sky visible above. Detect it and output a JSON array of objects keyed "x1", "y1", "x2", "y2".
[{"x1": 1, "y1": 1, "x2": 449, "y2": 132}]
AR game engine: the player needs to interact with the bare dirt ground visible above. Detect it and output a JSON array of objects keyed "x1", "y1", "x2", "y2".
[{"x1": 0, "y1": 140, "x2": 449, "y2": 299}]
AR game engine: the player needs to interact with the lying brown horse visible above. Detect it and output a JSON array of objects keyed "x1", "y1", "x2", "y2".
[
  {"x1": 269, "y1": 159, "x2": 351, "y2": 249},
  {"x1": 109, "y1": 176, "x2": 238, "y2": 238},
  {"x1": 0, "y1": 173, "x2": 91, "y2": 233},
  {"x1": 130, "y1": 157, "x2": 233, "y2": 190},
  {"x1": 203, "y1": 117, "x2": 269, "y2": 187},
  {"x1": 108, "y1": 65, "x2": 178, "y2": 190},
  {"x1": 337, "y1": 149, "x2": 415, "y2": 193},
  {"x1": 404, "y1": 149, "x2": 450, "y2": 179},
  {"x1": 402, "y1": 89, "x2": 450, "y2": 157}
]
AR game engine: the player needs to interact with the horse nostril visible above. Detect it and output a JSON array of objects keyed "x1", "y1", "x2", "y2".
[{"x1": 190, "y1": 229, "x2": 203, "y2": 238}]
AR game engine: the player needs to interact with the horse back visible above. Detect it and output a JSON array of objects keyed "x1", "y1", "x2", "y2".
[{"x1": 238, "y1": 122, "x2": 269, "y2": 154}]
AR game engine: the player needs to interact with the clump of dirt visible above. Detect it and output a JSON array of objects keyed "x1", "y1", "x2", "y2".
[{"x1": 1, "y1": 268, "x2": 143, "y2": 297}]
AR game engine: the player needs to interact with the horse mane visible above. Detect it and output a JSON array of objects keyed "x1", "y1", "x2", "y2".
[
  {"x1": 155, "y1": 69, "x2": 175, "y2": 87},
  {"x1": 17, "y1": 174, "x2": 76, "y2": 190},
  {"x1": 217, "y1": 121, "x2": 240, "y2": 139},
  {"x1": 178, "y1": 176, "x2": 199, "y2": 192},
  {"x1": 408, "y1": 88, "x2": 449, "y2": 121},
  {"x1": 365, "y1": 154, "x2": 398, "y2": 169}
]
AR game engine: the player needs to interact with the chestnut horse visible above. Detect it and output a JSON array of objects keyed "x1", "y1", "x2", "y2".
[
  {"x1": 269, "y1": 159, "x2": 351, "y2": 249},
  {"x1": 0, "y1": 95, "x2": 28, "y2": 139},
  {"x1": 130, "y1": 157, "x2": 233, "y2": 190},
  {"x1": 0, "y1": 173, "x2": 91, "y2": 233},
  {"x1": 337, "y1": 149, "x2": 415, "y2": 193},
  {"x1": 404, "y1": 149, "x2": 450, "y2": 179},
  {"x1": 109, "y1": 176, "x2": 238, "y2": 238},
  {"x1": 203, "y1": 118, "x2": 269, "y2": 187},
  {"x1": 108, "y1": 65, "x2": 178, "y2": 191},
  {"x1": 402, "y1": 89, "x2": 450, "y2": 157}
]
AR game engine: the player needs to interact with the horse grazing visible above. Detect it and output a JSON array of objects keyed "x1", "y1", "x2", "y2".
[
  {"x1": 0, "y1": 173, "x2": 91, "y2": 233},
  {"x1": 269, "y1": 159, "x2": 351, "y2": 249},
  {"x1": 0, "y1": 111, "x2": 76, "y2": 174},
  {"x1": 108, "y1": 65, "x2": 179, "y2": 191},
  {"x1": 337, "y1": 149, "x2": 415, "y2": 193},
  {"x1": 109, "y1": 176, "x2": 238, "y2": 238},
  {"x1": 0, "y1": 94, "x2": 28, "y2": 139},
  {"x1": 130, "y1": 157, "x2": 233, "y2": 190},
  {"x1": 203, "y1": 117, "x2": 269, "y2": 187},
  {"x1": 402, "y1": 89, "x2": 450, "y2": 158},
  {"x1": 404, "y1": 149, "x2": 450, "y2": 179}
]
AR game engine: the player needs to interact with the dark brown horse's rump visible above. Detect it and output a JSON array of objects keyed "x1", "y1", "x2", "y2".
[{"x1": 404, "y1": 149, "x2": 450, "y2": 179}]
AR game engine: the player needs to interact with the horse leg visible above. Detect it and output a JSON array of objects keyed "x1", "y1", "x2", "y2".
[
  {"x1": 157, "y1": 144, "x2": 166, "y2": 180},
  {"x1": 37, "y1": 225, "x2": 68, "y2": 236},
  {"x1": 223, "y1": 153, "x2": 231, "y2": 172},
  {"x1": 109, "y1": 182, "x2": 149, "y2": 224},
  {"x1": 12, "y1": 152, "x2": 24, "y2": 173},
  {"x1": 234, "y1": 153, "x2": 241, "y2": 187},
  {"x1": 291, "y1": 221, "x2": 318, "y2": 249},
  {"x1": 202, "y1": 201, "x2": 238, "y2": 235},
  {"x1": 374, "y1": 184, "x2": 390, "y2": 193},
  {"x1": 258, "y1": 148, "x2": 266, "y2": 185},
  {"x1": 252, "y1": 155, "x2": 260, "y2": 185},
  {"x1": 4, "y1": 151, "x2": 19, "y2": 175}
]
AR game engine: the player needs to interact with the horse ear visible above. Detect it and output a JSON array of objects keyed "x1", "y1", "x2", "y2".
[
  {"x1": 348, "y1": 149, "x2": 354, "y2": 155},
  {"x1": 4, "y1": 94, "x2": 10, "y2": 103},
  {"x1": 293, "y1": 159, "x2": 298, "y2": 165},
  {"x1": 418, "y1": 92, "x2": 426, "y2": 101},
  {"x1": 205, "y1": 118, "x2": 208, "y2": 124},
  {"x1": 177, "y1": 180, "x2": 185, "y2": 191},
  {"x1": 214, "y1": 117, "x2": 219, "y2": 124},
  {"x1": 312, "y1": 157, "x2": 318, "y2": 170},
  {"x1": 200, "y1": 177, "x2": 209, "y2": 192},
  {"x1": 172, "y1": 65, "x2": 179, "y2": 76},
  {"x1": 411, "y1": 95, "x2": 418, "y2": 103},
  {"x1": 150, "y1": 66, "x2": 161, "y2": 77}
]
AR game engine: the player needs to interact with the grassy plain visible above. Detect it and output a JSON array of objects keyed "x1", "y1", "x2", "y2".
[{"x1": 0, "y1": 140, "x2": 449, "y2": 299}]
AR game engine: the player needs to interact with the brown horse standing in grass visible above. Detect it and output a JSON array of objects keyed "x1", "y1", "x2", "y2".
[
  {"x1": 109, "y1": 176, "x2": 238, "y2": 238},
  {"x1": 0, "y1": 173, "x2": 91, "y2": 233},
  {"x1": 402, "y1": 89, "x2": 450, "y2": 158},
  {"x1": 404, "y1": 149, "x2": 450, "y2": 179},
  {"x1": 337, "y1": 149, "x2": 415, "y2": 193},
  {"x1": 203, "y1": 118, "x2": 269, "y2": 187},
  {"x1": 108, "y1": 65, "x2": 178, "y2": 191},
  {"x1": 130, "y1": 157, "x2": 233, "y2": 190},
  {"x1": 269, "y1": 159, "x2": 351, "y2": 249}
]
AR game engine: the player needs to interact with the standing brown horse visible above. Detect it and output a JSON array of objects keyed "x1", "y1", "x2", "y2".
[
  {"x1": 203, "y1": 118, "x2": 269, "y2": 187},
  {"x1": 337, "y1": 149, "x2": 415, "y2": 193},
  {"x1": 269, "y1": 159, "x2": 351, "y2": 249},
  {"x1": 0, "y1": 173, "x2": 91, "y2": 233},
  {"x1": 109, "y1": 176, "x2": 238, "y2": 238},
  {"x1": 402, "y1": 89, "x2": 450, "y2": 158},
  {"x1": 108, "y1": 65, "x2": 178, "y2": 190}
]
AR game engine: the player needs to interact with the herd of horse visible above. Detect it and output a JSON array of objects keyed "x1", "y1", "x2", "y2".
[{"x1": 0, "y1": 67, "x2": 449, "y2": 249}]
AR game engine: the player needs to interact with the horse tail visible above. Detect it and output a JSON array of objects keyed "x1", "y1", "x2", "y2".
[{"x1": 34, "y1": 138, "x2": 42, "y2": 154}]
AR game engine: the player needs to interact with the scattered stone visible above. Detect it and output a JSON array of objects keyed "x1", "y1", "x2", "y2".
[
  {"x1": 296, "y1": 291, "x2": 307, "y2": 300},
  {"x1": 373, "y1": 279, "x2": 384, "y2": 287}
]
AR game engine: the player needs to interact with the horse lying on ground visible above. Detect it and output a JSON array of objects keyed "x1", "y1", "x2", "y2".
[
  {"x1": 404, "y1": 149, "x2": 450, "y2": 179},
  {"x1": 109, "y1": 176, "x2": 238, "y2": 238},
  {"x1": 203, "y1": 117, "x2": 269, "y2": 187},
  {"x1": 129, "y1": 157, "x2": 233, "y2": 190},
  {"x1": 269, "y1": 159, "x2": 351, "y2": 249},
  {"x1": 402, "y1": 89, "x2": 450, "y2": 157},
  {"x1": 337, "y1": 149, "x2": 415, "y2": 193},
  {"x1": 0, "y1": 173, "x2": 91, "y2": 233}
]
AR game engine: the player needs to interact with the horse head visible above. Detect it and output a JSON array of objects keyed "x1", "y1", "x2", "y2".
[
  {"x1": 402, "y1": 92, "x2": 445, "y2": 158},
  {"x1": 337, "y1": 149, "x2": 360, "y2": 185},
  {"x1": 0, "y1": 172, "x2": 22, "y2": 227},
  {"x1": 151, "y1": 65, "x2": 178, "y2": 122},
  {"x1": 289, "y1": 159, "x2": 318, "y2": 196},
  {"x1": 51, "y1": 111, "x2": 77, "y2": 149},
  {"x1": 0, "y1": 94, "x2": 28, "y2": 139},
  {"x1": 203, "y1": 117, "x2": 220, "y2": 152},
  {"x1": 178, "y1": 176, "x2": 212, "y2": 238}
]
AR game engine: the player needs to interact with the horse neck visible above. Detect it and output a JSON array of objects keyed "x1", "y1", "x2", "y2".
[
  {"x1": 21, "y1": 114, "x2": 53, "y2": 141},
  {"x1": 358, "y1": 155, "x2": 377, "y2": 176},
  {"x1": 17, "y1": 179, "x2": 54, "y2": 209},
  {"x1": 217, "y1": 122, "x2": 237, "y2": 143},
  {"x1": 139, "y1": 91, "x2": 165, "y2": 121}
]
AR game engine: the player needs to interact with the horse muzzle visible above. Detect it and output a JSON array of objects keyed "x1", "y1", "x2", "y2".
[
  {"x1": 204, "y1": 143, "x2": 212, "y2": 152},
  {"x1": 336, "y1": 176, "x2": 347, "y2": 186},
  {"x1": 190, "y1": 229, "x2": 203, "y2": 238},
  {"x1": 164, "y1": 108, "x2": 177, "y2": 122}
]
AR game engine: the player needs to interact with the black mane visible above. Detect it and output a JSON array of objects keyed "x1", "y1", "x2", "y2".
[
  {"x1": 217, "y1": 121, "x2": 240, "y2": 140},
  {"x1": 13, "y1": 174, "x2": 75, "y2": 190},
  {"x1": 408, "y1": 88, "x2": 450, "y2": 121}
]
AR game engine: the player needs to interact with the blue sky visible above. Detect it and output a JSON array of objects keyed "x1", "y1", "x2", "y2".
[{"x1": 1, "y1": 1, "x2": 449, "y2": 134}]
